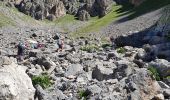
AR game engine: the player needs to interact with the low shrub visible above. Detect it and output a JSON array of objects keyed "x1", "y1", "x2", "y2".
[
  {"x1": 148, "y1": 66, "x2": 161, "y2": 81},
  {"x1": 32, "y1": 74, "x2": 52, "y2": 89},
  {"x1": 79, "y1": 90, "x2": 90, "y2": 100},
  {"x1": 101, "y1": 43, "x2": 112, "y2": 48},
  {"x1": 80, "y1": 44, "x2": 99, "y2": 52},
  {"x1": 116, "y1": 47, "x2": 126, "y2": 54}
]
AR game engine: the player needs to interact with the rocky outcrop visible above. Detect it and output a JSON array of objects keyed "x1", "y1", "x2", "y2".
[
  {"x1": 17, "y1": 0, "x2": 66, "y2": 20},
  {"x1": 2, "y1": 0, "x2": 114, "y2": 21},
  {"x1": 0, "y1": 57, "x2": 35, "y2": 100},
  {"x1": 78, "y1": 10, "x2": 90, "y2": 21}
]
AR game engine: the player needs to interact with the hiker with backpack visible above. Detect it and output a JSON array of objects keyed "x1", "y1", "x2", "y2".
[
  {"x1": 110, "y1": 36, "x2": 116, "y2": 49},
  {"x1": 17, "y1": 41, "x2": 27, "y2": 61}
]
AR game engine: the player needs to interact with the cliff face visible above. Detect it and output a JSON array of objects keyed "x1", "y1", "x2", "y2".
[{"x1": 2, "y1": 0, "x2": 114, "y2": 21}]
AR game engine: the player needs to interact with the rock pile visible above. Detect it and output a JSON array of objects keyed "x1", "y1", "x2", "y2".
[{"x1": 0, "y1": 26, "x2": 170, "y2": 100}]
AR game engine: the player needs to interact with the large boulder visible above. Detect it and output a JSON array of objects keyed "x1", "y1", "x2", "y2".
[
  {"x1": 0, "y1": 58, "x2": 35, "y2": 100},
  {"x1": 92, "y1": 64, "x2": 114, "y2": 81},
  {"x1": 95, "y1": 0, "x2": 113, "y2": 17},
  {"x1": 50, "y1": 1, "x2": 66, "y2": 18},
  {"x1": 78, "y1": 10, "x2": 90, "y2": 21},
  {"x1": 65, "y1": 64, "x2": 83, "y2": 78},
  {"x1": 125, "y1": 68, "x2": 162, "y2": 100}
]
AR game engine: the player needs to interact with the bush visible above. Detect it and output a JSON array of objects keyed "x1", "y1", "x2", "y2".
[
  {"x1": 148, "y1": 66, "x2": 161, "y2": 81},
  {"x1": 165, "y1": 76, "x2": 170, "y2": 79},
  {"x1": 116, "y1": 47, "x2": 126, "y2": 54},
  {"x1": 80, "y1": 45, "x2": 99, "y2": 52},
  {"x1": 101, "y1": 43, "x2": 112, "y2": 48},
  {"x1": 79, "y1": 90, "x2": 90, "y2": 100},
  {"x1": 32, "y1": 74, "x2": 52, "y2": 89}
]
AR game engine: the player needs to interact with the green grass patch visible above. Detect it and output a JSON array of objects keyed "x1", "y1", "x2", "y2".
[
  {"x1": 148, "y1": 66, "x2": 161, "y2": 81},
  {"x1": 32, "y1": 74, "x2": 52, "y2": 89},
  {"x1": 116, "y1": 47, "x2": 126, "y2": 54},
  {"x1": 165, "y1": 76, "x2": 170, "y2": 79},
  {"x1": 80, "y1": 44, "x2": 99, "y2": 52},
  {"x1": 54, "y1": 14, "x2": 78, "y2": 25},
  {"x1": 70, "y1": 4, "x2": 123, "y2": 37},
  {"x1": 0, "y1": 12, "x2": 15, "y2": 27},
  {"x1": 79, "y1": 90, "x2": 90, "y2": 100},
  {"x1": 101, "y1": 43, "x2": 112, "y2": 48}
]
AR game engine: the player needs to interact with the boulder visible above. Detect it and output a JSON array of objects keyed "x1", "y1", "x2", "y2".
[
  {"x1": 152, "y1": 94, "x2": 164, "y2": 100},
  {"x1": 126, "y1": 68, "x2": 162, "y2": 100},
  {"x1": 37, "y1": 57, "x2": 56, "y2": 70},
  {"x1": 163, "y1": 89, "x2": 170, "y2": 98},
  {"x1": 87, "y1": 84, "x2": 102, "y2": 94},
  {"x1": 92, "y1": 65, "x2": 113, "y2": 81},
  {"x1": 46, "y1": 14, "x2": 56, "y2": 21},
  {"x1": 78, "y1": 10, "x2": 90, "y2": 21},
  {"x1": 66, "y1": 54, "x2": 80, "y2": 63},
  {"x1": 50, "y1": 1, "x2": 66, "y2": 18},
  {"x1": 95, "y1": 0, "x2": 113, "y2": 17},
  {"x1": 0, "y1": 61, "x2": 35, "y2": 100},
  {"x1": 114, "y1": 60, "x2": 134, "y2": 80},
  {"x1": 65, "y1": 64, "x2": 83, "y2": 77}
]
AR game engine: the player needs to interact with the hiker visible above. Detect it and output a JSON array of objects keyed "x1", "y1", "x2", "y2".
[
  {"x1": 53, "y1": 33, "x2": 60, "y2": 40},
  {"x1": 17, "y1": 41, "x2": 27, "y2": 61},
  {"x1": 56, "y1": 37, "x2": 64, "y2": 52},
  {"x1": 110, "y1": 36, "x2": 116, "y2": 49}
]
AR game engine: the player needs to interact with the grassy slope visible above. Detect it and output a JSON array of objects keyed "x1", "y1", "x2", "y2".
[
  {"x1": 70, "y1": 4, "x2": 123, "y2": 37},
  {"x1": 0, "y1": 2, "x2": 15, "y2": 27},
  {"x1": 0, "y1": 12, "x2": 15, "y2": 27},
  {"x1": 0, "y1": 1, "x2": 41, "y2": 28},
  {"x1": 71, "y1": 0, "x2": 170, "y2": 38}
]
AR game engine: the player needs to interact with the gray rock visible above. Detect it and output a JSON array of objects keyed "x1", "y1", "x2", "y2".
[
  {"x1": 37, "y1": 57, "x2": 56, "y2": 70},
  {"x1": 92, "y1": 65, "x2": 113, "y2": 81},
  {"x1": 0, "y1": 62, "x2": 35, "y2": 100},
  {"x1": 163, "y1": 89, "x2": 170, "y2": 98},
  {"x1": 114, "y1": 60, "x2": 134, "y2": 80},
  {"x1": 65, "y1": 64, "x2": 83, "y2": 77},
  {"x1": 78, "y1": 10, "x2": 90, "y2": 21},
  {"x1": 29, "y1": 49, "x2": 41, "y2": 57},
  {"x1": 126, "y1": 68, "x2": 162, "y2": 100},
  {"x1": 35, "y1": 85, "x2": 47, "y2": 100},
  {"x1": 1, "y1": 56, "x2": 12, "y2": 65},
  {"x1": 107, "y1": 51, "x2": 120, "y2": 60},
  {"x1": 152, "y1": 94, "x2": 164, "y2": 100},
  {"x1": 46, "y1": 14, "x2": 56, "y2": 21},
  {"x1": 87, "y1": 84, "x2": 102, "y2": 94},
  {"x1": 66, "y1": 54, "x2": 80, "y2": 63}
]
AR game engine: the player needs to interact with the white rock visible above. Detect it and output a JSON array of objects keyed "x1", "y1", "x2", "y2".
[{"x1": 0, "y1": 63, "x2": 35, "y2": 100}]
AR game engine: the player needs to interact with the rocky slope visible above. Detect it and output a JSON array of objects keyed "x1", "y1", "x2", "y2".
[{"x1": 0, "y1": 1, "x2": 170, "y2": 100}]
